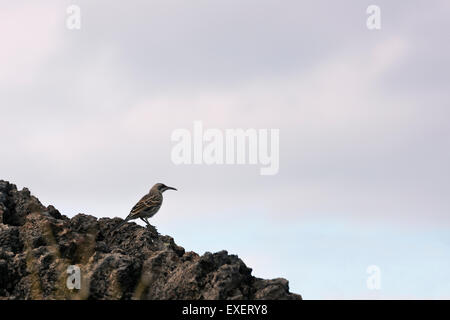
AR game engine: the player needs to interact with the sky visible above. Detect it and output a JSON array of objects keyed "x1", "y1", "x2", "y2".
[{"x1": 1, "y1": 0, "x2": 449, "y2": 299}]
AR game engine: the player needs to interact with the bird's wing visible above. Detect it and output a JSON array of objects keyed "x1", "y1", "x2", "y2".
[{"x1": 128, "y1": 193, "x2": 161, "y2": 218}]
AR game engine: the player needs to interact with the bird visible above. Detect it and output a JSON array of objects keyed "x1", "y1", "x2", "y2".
[{"x1": 112, "y1": 183, "x2": 177, "y2": 231}]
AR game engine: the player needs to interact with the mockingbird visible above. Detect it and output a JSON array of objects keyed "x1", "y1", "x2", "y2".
[{"x1": 112, "y1": 183, "x2": 177, "y2": 230}]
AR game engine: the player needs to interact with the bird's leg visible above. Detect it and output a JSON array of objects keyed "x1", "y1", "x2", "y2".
[
  {"x1": 140, "y1": 217, "x2": 150, "y2": 227},
  {"x1": 147, "y1": 219, "x2": 157, "y2": 233}
]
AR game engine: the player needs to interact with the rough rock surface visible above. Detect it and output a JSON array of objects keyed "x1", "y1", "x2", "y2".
[{"x1": 0, "y1": 180, "x2": 301, "y2": 300}]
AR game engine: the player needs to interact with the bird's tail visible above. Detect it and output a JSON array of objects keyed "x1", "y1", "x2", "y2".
[{"x1": 110, "y1": 216, "x2": 130, "y2": 233}]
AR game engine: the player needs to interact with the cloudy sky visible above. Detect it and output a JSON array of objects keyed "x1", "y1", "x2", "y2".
[{"x1": 1, "y1": 0, "x2": 449, "y2": 298}]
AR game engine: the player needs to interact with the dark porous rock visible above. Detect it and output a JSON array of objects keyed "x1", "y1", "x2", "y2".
[{"x1": 0, "y1": 180, "x2": 301, "y2": 300}]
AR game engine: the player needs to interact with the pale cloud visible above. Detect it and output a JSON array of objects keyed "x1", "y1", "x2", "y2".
[
  {"x1": 2, "y1": 22, "x2": 448, "y2": 225},
  {"x1": 0, "y1": 2, "x2": 64, "y2": 86}
]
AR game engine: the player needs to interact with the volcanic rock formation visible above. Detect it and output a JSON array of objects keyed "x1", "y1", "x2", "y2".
[{"x1": 0, "y1": 180, "x2": 301, "y2": 300}]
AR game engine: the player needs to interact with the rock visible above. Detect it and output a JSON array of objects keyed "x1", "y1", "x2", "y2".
[{"x1": 0, "y1": 180, "x2": 301, "y2": 300}]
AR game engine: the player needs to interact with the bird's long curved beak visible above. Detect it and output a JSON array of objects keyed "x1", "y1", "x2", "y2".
[{"x1": 166, "y1": 186, "x2": 177, "y2": 191}]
